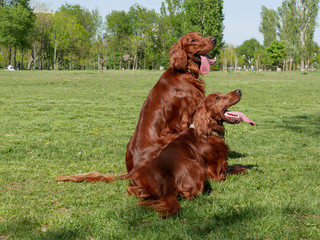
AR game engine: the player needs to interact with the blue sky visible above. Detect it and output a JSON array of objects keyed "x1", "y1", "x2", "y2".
[{"x1": 37, "y1": 0, "x2": 320, "y2": 46}]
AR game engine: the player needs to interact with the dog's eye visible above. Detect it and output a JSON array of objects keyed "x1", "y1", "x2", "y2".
[
  {"x1": 216, "y1": 97, "x2": 221, "y2": 100},
  {"x1": 190, "y1": 39, "x2": 196, "y2": 43}
]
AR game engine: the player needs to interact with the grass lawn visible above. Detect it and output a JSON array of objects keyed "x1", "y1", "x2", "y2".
[{"x1": 0, "y1": 70, "x2": 319, "y2": 239}]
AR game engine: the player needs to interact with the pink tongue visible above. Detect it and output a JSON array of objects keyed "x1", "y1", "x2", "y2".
[
  {"x1": 200, "y1": 55, "x2": 210, "y2": 75},
  {"x1": 226, "y1": 111, "x2": 255, "y2": 126}
]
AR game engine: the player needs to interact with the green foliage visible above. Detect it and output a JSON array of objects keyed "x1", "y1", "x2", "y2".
[
  {"x1": 30, "y1": 11, "x2": 54, "y2": 70},
  {"x1": 316, "y1": 47, "x2": 320, "y2": 67},
  {"x1": 0, "y1": 2, "x2": 34, "y2": 49},
  {"x1": 0, "y1": 0, "x2": 225, "y2": 70},
  {"x1": 278, "y1": 0, "x2": 319, "y2": 69},
  {"x1": 59, "y1": 3, "x2": 102, "y2": 39},
  {"x1": 1, "y1": 0, "x2": 31, "y2": 9},
  {"x1": 257, "y1": 0, "x2": 320, "y2": 71},
  {"x1": 259, "y1": 6, "x2": 279, "y2": 47},
  {"x1": 104, "y1": 5, "x2": 160, "y2": 70},
  {"x1": 1, "y1": 71, "x2": 320, "y2": 239},
  {"x1": 237, "y1": 38, "x2": 261, "y2": 65},
  {"x1": 105, "y1": 10, "x2": 132, "y2": 37},
  {"x1": 161, "y1": 0, "x2": 184, "y2": 39},
  {"x1": 184, "y1": 0, "x2": 224, "y2": 55},
  {"x1": 266, "y1": 41, "x2": 287, "y2": 67},
  {"x1": 50, "y1": 12, "x2": 90, "y2": 69}
]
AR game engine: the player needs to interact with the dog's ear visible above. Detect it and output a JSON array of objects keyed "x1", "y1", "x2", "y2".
[
  {"x1": 193, "y1": 104, "x2": 212, "y2": 136},
  {"x1": 194, "y1": 102, "x2": 225, "y2": 137},
  {"x1": 169, "y1": 41, "x2": 187, "y2": 72}
]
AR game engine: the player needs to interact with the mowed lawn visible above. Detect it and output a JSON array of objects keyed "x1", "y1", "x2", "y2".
[{"x1": 0, "y1": 70, "x2": 319, "y2": 239}]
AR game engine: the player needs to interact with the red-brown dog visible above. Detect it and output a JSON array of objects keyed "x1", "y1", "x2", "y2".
[{"x1": 56, "y1": 90, "x2": 255, "y2": 218}]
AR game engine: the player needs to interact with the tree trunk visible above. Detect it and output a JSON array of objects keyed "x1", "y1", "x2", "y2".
[
  {"x1": 14, "y1": 47, "x2": 17, "y2": 68},
  {"x1": 144, "y1": 50, "x2": 146, "y2": 70},
  {"x1": 300, "y1": 58, "x2": 304, "y2": 71},
  {"x1": 8, "y1": 45, "x2": 12, "y2": 65},
  {"x1": 223, "y1": 49, "x2": 227, "y2": 72},
  {"x1": 33, "y1": 42, "x2": 37, "y2": 70},
  {"x1": 135, "y1": 55, "x2": 138, "y2": 70},
  {"x1": 54, "y1": 40, "x2": 58, "y2": 70},
  {"x1": 28, "y1": 49, "x2": 33, "y2": 70},
  {"x1": 21, "y1": 52, "x2": 24, "y2": 70},
  {"x1": 132, "y1": 55, "x2": 137, "y2": 74}
]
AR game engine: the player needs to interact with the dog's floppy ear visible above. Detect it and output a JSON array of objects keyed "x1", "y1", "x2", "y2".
[
  {"x1": 169, "y1": 41, "x2": 187, "y2": 72},
  {"x1": 193, "y1": 104, "x2": 212, "y2": 136},
  {"x1": 193, "y1": 101, "x2": 225, "y2": 137}
]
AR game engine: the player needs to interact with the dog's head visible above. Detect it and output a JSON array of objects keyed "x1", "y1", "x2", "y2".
[
  {"x1": 169, "y1": 32, "x2": 217, "y2": 76},
  {"x1": 193, "y1": 89, "x2": 254, "y2": 137}
]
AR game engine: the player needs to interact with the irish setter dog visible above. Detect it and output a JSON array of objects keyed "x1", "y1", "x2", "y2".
[
  {"x1": 125, "y1": 32, "x2": 217, "y2": 173},
  {"x1": 56, "y1": 90, "x2": 255, "y2": 218},
  {"x1": 56, "y1": 32, "x2": 217, "y2": 183},
  {"x1": 126, "y1": 90, "x2": 255, "y2": 217}
]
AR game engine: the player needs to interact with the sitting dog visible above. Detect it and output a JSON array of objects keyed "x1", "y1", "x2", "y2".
[
  {"x1": 127, "y1": 90, "x2": 255, "y2": 217},
  {"x1": 55, "y1": 90, "x2": 255, "y2": 218}
]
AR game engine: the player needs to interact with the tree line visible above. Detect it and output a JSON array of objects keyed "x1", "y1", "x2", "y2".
[
  {"x1": 222, "y1": 0, "x2": 320, "y2": 72},
  {"x1": 0, "y1": 0, "x2": 224, "y2": 70},
  {"x1": 0, "y1": 0, "x2": 319, "y2": 71}
]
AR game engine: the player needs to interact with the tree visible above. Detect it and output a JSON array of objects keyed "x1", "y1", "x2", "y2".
[
  {"x1": 29, "y1": 11, "x2": 54, "y2": 70},
  {"x1": 105, "y1": 5, "x2": 159, "y2": 70},
  {"x1": 265, "y1": 41, "x2": 287, "y2": 70},
  {"x1": 1, "y1": 0, "x2": 32, "y2": 9},
  {"x1": 278, "y1": 0, "x2": 319, "y2": 71},
  {"x1": 128, "y1": 4, "x2": 158, "y2": 70},
  {"x1": 155, "y1": 0, "x2": 184, "y2": 67},
  {"x1": 316, "y1": 47, "x2": 320, "y2": 69},
  {"x1": 237, "y1": 38, "x2": 261, "y2": 66},
  {"x1": 50, "y1": 12, "x2": 89, "y2": 70},
  {"x1": 259, "y1": 6, "x2": 279, "y2": 47},
  {"x1": 0, "y1": 1, "x2": 34, "y2": 66},
  {"x1": 59, "y1": 3, "x2": 102, "y2": 40},
  {"x1": 183, "y1": 0, "x2": 224, "y2": 56}
]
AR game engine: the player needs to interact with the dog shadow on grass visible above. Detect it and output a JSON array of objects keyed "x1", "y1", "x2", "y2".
[{"x1": 227, "y1": 151, "x2": 260, "y2": 174}]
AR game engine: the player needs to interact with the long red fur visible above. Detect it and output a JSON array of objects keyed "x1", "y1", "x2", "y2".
[
  {"x1": 55, "y1": 33, "x2": 251, "y2": 217},
  {"x1": 127, "y1": 91, "x2": 245, "y2": 217},
  {"x1": 55, "y1": 32, "x2": 216, "y2": 185},
  {"x1": 55, "y1": 91, "x2": 247, "y2": 217}
]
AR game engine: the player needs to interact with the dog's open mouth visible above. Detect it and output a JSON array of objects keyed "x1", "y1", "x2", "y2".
[
  {"x1": 222, "y1": 96, "x2": 255, "y2": 126},
  {"x1": 195, "y1": 54, "x2": 217, "y2": 75},
  {"x1": 224, "y1": 110, "x2": 255, "y2": 126}
]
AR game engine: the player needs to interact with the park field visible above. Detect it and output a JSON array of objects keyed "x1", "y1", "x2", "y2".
[{"x1": 0, "y1": 70, "x2": 319, "y2": 239}]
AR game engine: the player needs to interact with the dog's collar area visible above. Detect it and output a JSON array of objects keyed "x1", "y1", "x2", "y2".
[{"x1": 187, "y1": 69, "x2": 199, "y2": 80}]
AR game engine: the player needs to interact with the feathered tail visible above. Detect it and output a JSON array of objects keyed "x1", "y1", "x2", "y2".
[{"x1": 55, "y1": 171, "x2": 129, "y2": 183}]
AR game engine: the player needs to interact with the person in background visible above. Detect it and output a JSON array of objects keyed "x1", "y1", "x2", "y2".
[{"x1": 7, "y1": 65, "x2": 14, "y2": 71}]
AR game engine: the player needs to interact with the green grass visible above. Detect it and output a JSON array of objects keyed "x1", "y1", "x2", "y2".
[{"x1": 0, "y1": 70, "x2": 319, "y2": 239}]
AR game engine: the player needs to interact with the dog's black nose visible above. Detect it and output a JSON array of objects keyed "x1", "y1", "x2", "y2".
[
  {"x1": 235, "y1": 89, "x2": 242, "y2": 96},
  {"x1": 211, "y1": 37, "x2": 217, "y2": 44}
]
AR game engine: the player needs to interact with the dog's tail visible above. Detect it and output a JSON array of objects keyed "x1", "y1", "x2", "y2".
[
  {"x1": 55, "y1": 172, "x2": 129, "y2": 183},
  {"x1": 138, "y1": 196, "x2": 181, "y2": 218}
]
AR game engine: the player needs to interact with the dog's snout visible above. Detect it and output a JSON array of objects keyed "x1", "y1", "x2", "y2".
[
  {"x1": 235, "y1": 89, "x2": 242, "y2": 96},
  {"x1": 211, "y1": 37, "x2": 217, "y2": 44}
]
